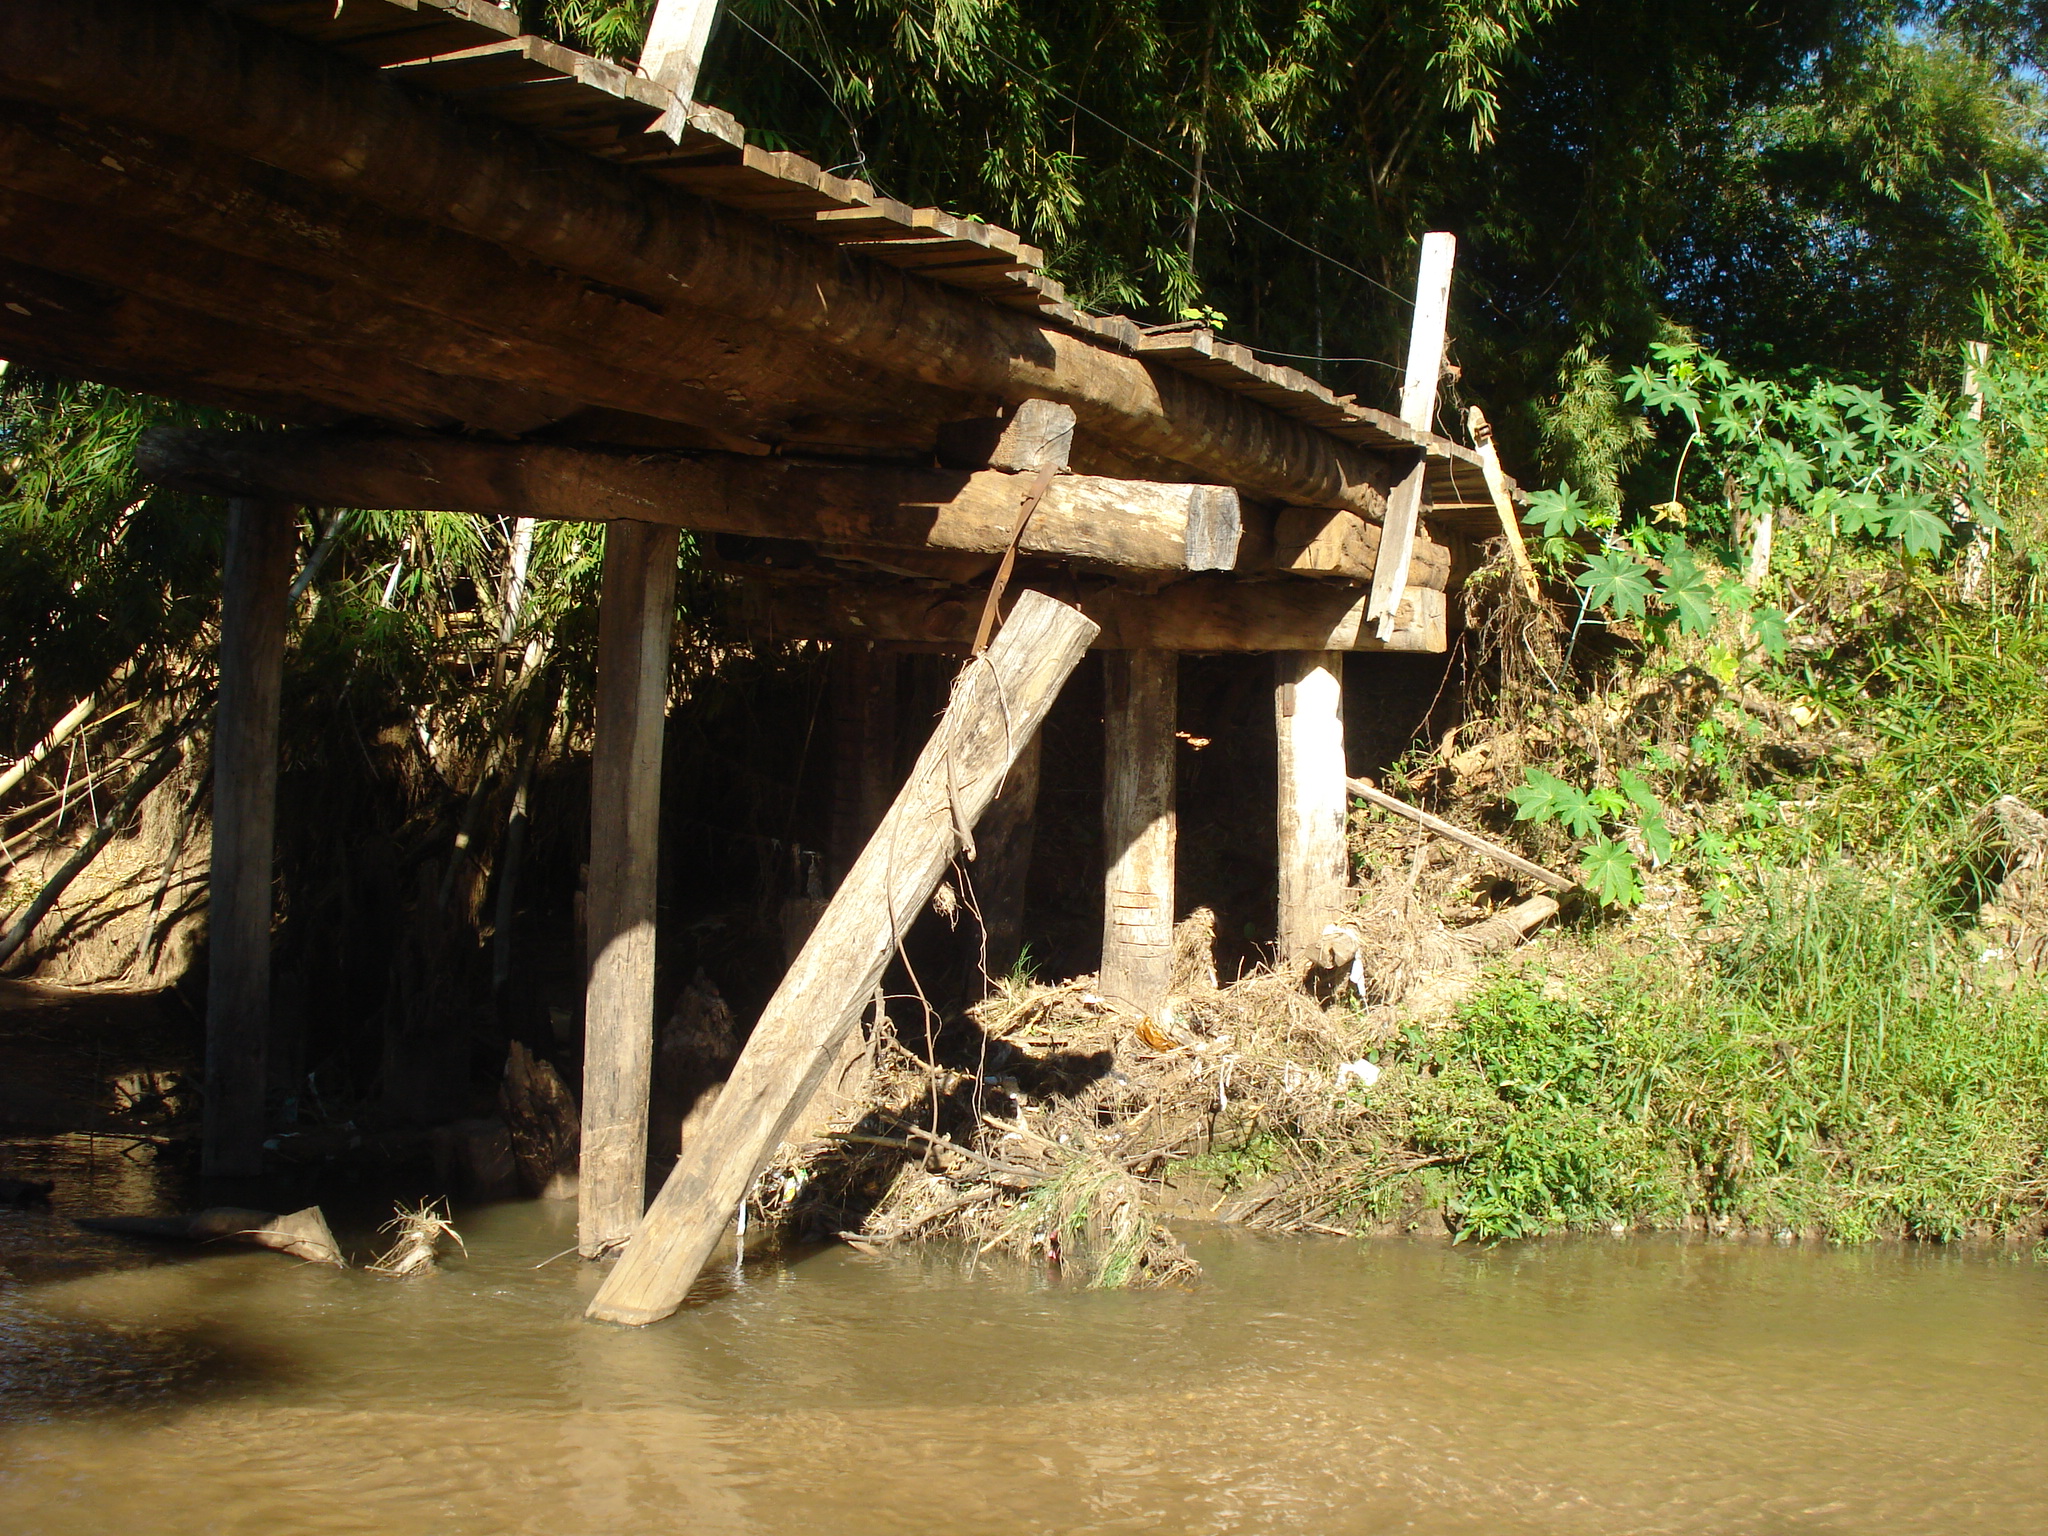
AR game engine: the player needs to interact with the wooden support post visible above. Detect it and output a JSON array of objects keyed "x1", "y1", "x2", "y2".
[
  {"x1": 1099, "y1": 650, "x2": 1177, "y2": 1017},
  {"x1": 639, "y1": 0, "x2": 723, "y2": 113},
  {"x1": 1368, "y1": 231, "x2": 1457, "y2": 639},
  {"x1": 827, "y1": 642, "x2": 899, "y2": 886},
  {"x1": 587, "y1": 591, "x2": 1097, "y2": 1325},
  {"x1": 973, "y1": 727, "x2": 1041, "y2": 979},
  {"x1": 1275, "y1": 652, "x2": 1350, "y2": 964},
  {"x1": 579, "y1": 519, "x2": 680, "y2": 1259},
  {"x1": 202, "y1": 498, "x2": 295, "y2": 1177}
]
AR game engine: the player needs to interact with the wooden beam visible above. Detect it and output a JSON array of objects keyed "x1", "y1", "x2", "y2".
[
  {"x1": 741, "y1": 577, "x2": 1448, "y2": 655},
  {"x1": 0, "y1": 105, "x2": 972, "y2": 449},
  {"x1": 587, "y1": 591, "x2": 1098, "y2": 1324},
  {"x1": 579, "y1": 520, "x2": 680, "y2": 1258},
  {"x1": 1099, "y1": 651, "x2": 1177, "y2": 1018},
  {"x1": 202, "y1": 498, "x2": 296, "y2": 1178},
  {"x1": 974, "y1": 727, "x2": 1041, "y2": 979},
  {"x1": 1347, "y1": 777, "x2": 1574, "y2": 893},
  {"x1": 138, "y1": 429, "x2": 1245, "y2": 575},
  {"x1": 1466, "y1": 408, "x2": 1542, "y2": 604},
  {"x1": 1275, "y1": 653, "x2": 1350, "y2": 963},
  {"x1": 1267, "y1": 506, "x2": 1453, "y2": 589},
  {"x1": 937, "y1": 399, "x2": 1077, "y2": 472},
  {"x1": 827, "y1": 642, "x2": 899, "y2": 886},
  {"x1": 639, "y1": 0, "x2": 723, "y2": 110},
  {"x1": 2, "y1": 0, "x2": 1403, "y2": 517},
  {"x1": 1367, "y1": 232, "x2": 1456, "y2": 638}
]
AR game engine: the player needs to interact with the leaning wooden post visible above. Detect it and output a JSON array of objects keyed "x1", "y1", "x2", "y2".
[
  {"x1": 1367, "y1": 231, "x2": 1457, "y2": 640},
  {"x1": 588, "y1": 591, "x2": 1098, "y2": 1325},
  {"x1": 1275, "y1": 651, "x2": 1350, "y2": 963},
  {"x1": 1099, "y1": 649, "x2": 1177, "y2": 1017},
  {"x1": 202, "y1": 498, "x2": 296, "y2": 1177},
  {"x1": 579, "y1": 519, "x2": 680, "y2": 1259}
]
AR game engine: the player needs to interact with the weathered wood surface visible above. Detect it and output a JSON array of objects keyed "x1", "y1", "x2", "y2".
[
  {"x1": 1368, "y1": 232, "x2": 1456, "y2": 637},
  {"x1": 1346, "y1": 776, "x2": 1575, "y2": 893},
  {"x1": 828, "y1": 643, "x2": 900, "y2": 885},
  {"x1": 743, "y1": 577, "x2": 1448, "y2": 655},
  {"x1": 637, "y1": 0, "x2": 723, "y2": 109},
  {"x1": 0, "y1": 110, "x2": 963, "y2": 448},
  {"x1": 1099, "y1": 651, "x2": 1177, "y2": 1019},
  {"x1": 0, "y1": 0, "x2": 1402, "y2": 518},
  {"x1": 974, "y1": 728, "x2": 1041, "y2": 978},
  {"x1": 1266, "y1": 507, "x2": 1453, "y2": 589},
  {"x1": 139, "y1": 429, "x2": 1245, "y2": 575},
  {"x1": 203, "y1": 498, "x2": 294, "y2": 1179},
  {"x1": 580, "y1": 520, "x2": 680, "y2": 1257},
  {"x1": 1275, "y1": 653, "x2": 1351, "y2": 962},
  {"x1": 588, "y1": 591, "x2": 1098, "y2": 1325},
  {"x1": 937, "y1": 399, "x2": 1077, "y2": 473},
  {"x1": 1465, "y1": 408, "x2": 1542, "y2": 603}
]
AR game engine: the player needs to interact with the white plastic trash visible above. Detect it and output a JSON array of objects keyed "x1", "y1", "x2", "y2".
[{"x1": 1335, "y1": 1059, "x2": 1381, "y2": 1091}]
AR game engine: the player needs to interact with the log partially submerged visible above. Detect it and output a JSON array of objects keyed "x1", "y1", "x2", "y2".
[
  {"x1": 137, "y1": 429, "x2": 1245, "y2": 575},
  {"x1": 588, "y1": 590, "x2": 1099, "y2": 1325},
  {"x1": 78, "y1": 1205, "x2": 344, "y2": 1265}
]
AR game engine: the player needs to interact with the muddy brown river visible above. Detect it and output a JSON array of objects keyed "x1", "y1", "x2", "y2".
[{"x1": 3, "y1": 1131, "x2": 2046, "y2": 1534}]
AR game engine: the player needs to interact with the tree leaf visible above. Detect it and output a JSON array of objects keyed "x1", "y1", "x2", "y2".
[
  {"x1": 1524, "y1": 483, "x2": 1589, "y2": 539},
  {"x1": 1883, "y1": 493, "x2": 1950, "y2": 556},
  {"x1": 1578, "y1": 839, "x2": 1644, "y2": 908},
  {"x1": 1750, "y1": 606, "x2": 1789, "y2": 661},
  {"x1": 1575, "y1": 551, "x2": 1655, "y2": 618}
]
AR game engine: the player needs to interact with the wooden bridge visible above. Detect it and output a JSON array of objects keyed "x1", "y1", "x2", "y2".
[{"x1": 0, "y1": 0, "x2": 1521, "y2": 1322}]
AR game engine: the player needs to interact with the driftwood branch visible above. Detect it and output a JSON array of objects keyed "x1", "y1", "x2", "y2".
[{"x1": 1347, "y1": 776, "x2": 1575, "y2": 893}]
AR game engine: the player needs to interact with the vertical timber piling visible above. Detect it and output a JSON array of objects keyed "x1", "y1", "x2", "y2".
[
  {"x1": 1275, "y1": 651, "x2": 1349, "y2": 964},
  {"x1": 202, "y1": 498, "x2": 295, "y2": 1178},
  {"x1": 1099, "y1": 649, "x2": 1177, "y2": 1018},
  {"x1": 579, "y1": 519, "x2": 680, "y2": 1258}
]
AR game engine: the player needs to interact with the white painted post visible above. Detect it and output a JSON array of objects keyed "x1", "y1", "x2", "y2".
[
  {"x1": 1367, "y1": 232, "x2": 1457, "y2": 639},
  {"x1": 639, "y1": 0, "x2": 724, "y2": 112}
]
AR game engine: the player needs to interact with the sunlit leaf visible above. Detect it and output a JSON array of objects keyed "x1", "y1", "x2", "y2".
[{"x1": 1578, "y1": 839, "x2": 1643, "y2": 908}]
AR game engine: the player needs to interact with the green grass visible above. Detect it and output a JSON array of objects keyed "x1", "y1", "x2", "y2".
[{"x1": 1354, "y1": 868, "x2": 2048, "y2": 1243}]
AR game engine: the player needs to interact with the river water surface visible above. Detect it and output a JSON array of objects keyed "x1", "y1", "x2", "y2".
[{"x1": 3, "y1": 1131, "x2": 2046, "y2": 1534}]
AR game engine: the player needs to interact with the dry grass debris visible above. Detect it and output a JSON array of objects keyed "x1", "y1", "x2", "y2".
[{"x1": 368, "y1": 1199, "x2": 465, "y2": 1277}]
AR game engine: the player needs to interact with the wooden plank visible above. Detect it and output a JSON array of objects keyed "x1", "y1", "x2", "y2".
[
  {"x1": 222, "y1": 0, "x2": 519, "y2": 66},
  {"x1": 827, "y1": 642, "x2": 899, "y2": 887},
  {"x1": 587, "y1": 591, "x2": 1099, "y2": 1324},
  {"x1": 579, "y1": 519, "x2": 680, "y2": 1258},
  {"x1": 202, "y1": 498, "x2": 296, "y2": 1178},
  {"x1": 740, "y1": 576, "x2": 1449, "y2": 655},
  {"x1": 1275, "y1": 652, "x2": 1350, "y2": 963},
  {"x1": 975, "y1": 726, "x2": 1040, "y2": 979},
  {"x1": 638, "y1": 0, "x2": 724, "y2": 109},
  {"x1": 1466, "y1": 407, "x2": 1542, "y2": 603},
  {"x1": 1348, "y1": 777, "x2": 1574, "y2": 893},
  {"x1": 9, "y1": 0, "x2": 1401, "y2": 517},
  {"x1": 1100, "y1": 650, "x2": 1177, "y2": 1019},
  {"x1": 139, "y1": 429, "x2": 1245, "y2": 575},
  {"x1": 1367, "y1": 232, "x2": 1456, "y2": 639}
]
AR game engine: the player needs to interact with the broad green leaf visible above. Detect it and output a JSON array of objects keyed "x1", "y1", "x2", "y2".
[
  {"x1": 1655, "y1": 543, "x2": 1718, "y2": 636},
  {"x1": 1524, "y1": 483, "x2": 1589, "y2": 539},
  {"x1": 1883, "y1": 494, "x2": 1949, "y2": 557},
  {"x1": 1574, "y1": 551, "x2": 1654, "y2": 618},
  {"x1": 1750, "y1": 606, "x2": 1789, "y2": 661},
  {"x1": 1638, "y1": 811, "x2": 1675, "y2": 867},
  {"x1": 1510, "y1": 768, "x2": 1602, "y2": 837},
  {"x1": 1578, "y1": 839, "x2": 1643, "y2": 908},
  {"x1": 1615, "y1": 769, "x2": 1663, "y2": 819}
]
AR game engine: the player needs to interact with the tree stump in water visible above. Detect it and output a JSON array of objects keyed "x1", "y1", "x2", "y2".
[{"x1": 501, "y1": 1041, "x2": 580, "y2": 1200}]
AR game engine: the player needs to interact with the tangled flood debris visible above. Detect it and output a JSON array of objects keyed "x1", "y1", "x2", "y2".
[{"x1": 749, "y1": 876, "x2": 1558, "y2": 1286}]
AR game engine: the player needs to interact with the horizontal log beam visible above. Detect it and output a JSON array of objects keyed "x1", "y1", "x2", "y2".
[
  {"x1": 0, "y1": 101, "x2": 976, "y2": 449},
  {"x1": 137, "y1": 429, "x2": 1244, "y2": 574},
  {"x1": 1, "y1": 0, "x2": 1401, "y2": 517},
  {"x1": 741, "y1": 577, "x2": 1448, "y2": 654}
]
